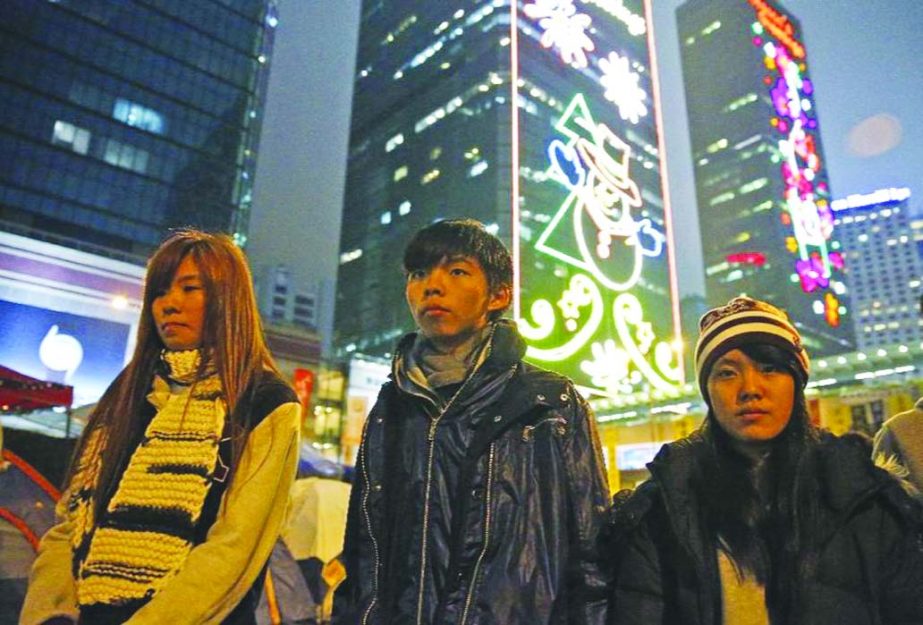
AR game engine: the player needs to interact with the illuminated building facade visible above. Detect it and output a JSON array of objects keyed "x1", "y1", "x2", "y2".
[
  {"x1": 0, "y1": 1, "x2": 277, "y2": 260},
  {"x1": 677, "y1": 0, "x2": 854, "y2": 355},
  {"x1": 336, "y1": 0, "x2": 683, "y2": 399},
  {"x1": 831, "y1": 188, "x2": 923, "y2": 351}
]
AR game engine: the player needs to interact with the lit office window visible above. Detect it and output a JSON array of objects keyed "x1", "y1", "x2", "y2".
[
  {"x1": 52, "y1": 121, "x2": 91, "y2": 155},
  {"x1": 103, "y1": 138, "x2": 150, "y2": 174},
  {"x1": 421, "y1": 169, "x2": 440, "y2": 185},
  {"x1": 340, "y1": 249, "x2": 363, "y2": 264},
  {"x1": 385, "y1": 133, "x2": 404, "y2": 152},
  {"x1": 113, "y1": 98, "x2": 166, "y2": 134}
]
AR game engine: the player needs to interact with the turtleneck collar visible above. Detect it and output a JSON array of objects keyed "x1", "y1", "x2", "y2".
[
  {"x1": 392, "y1": 319, "x2": 527, "y2": 406},
  {"x1": 408, "y1": 324, "x2": 492, "y2": 390},
  {"x1": 160, "y1": 348, "x2": 215, "y2": 385}
]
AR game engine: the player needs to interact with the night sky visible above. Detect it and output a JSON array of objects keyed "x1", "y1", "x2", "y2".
[{"x1": 247, "y1": 0, "x2": 923, "y2": 302}]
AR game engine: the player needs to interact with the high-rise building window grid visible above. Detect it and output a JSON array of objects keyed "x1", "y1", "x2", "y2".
[
  {"x1": 337, "y1": 0, "x2": 685, "y2": 391},
  {"x1": 0, "y1": 0, "x2": 275, "y2": 255},
  {"x1": 3, "y1": 45, "x2": 250, "y2": 177},
  {"x1": 679, "y1": 0, "x2": 855, "y2": 351},
  {"x1": 28, "y1": 12, "x2": 253, "y2": 101}
]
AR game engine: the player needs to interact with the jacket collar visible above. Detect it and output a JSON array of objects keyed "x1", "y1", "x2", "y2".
[
  {"x1": 647, "y1": 430, "x2": 898, "y2": 537},
  {"x1": 815, "y1": 431, "x2": 888, "y2": 512},
  {"x1": 391, "y1": 319, "x2": 526, "y2": 408},
  {"x1": 646, "y1": 431, "x2": 713, "y2": 568}
]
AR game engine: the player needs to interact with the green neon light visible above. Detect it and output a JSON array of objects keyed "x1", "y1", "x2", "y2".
[{"x1": 519, "y1": 92, "x2": 681, "y2": 397}]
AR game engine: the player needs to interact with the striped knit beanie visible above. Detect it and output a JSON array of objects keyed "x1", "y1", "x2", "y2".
[{"x1": 694, "y1": 296, "x2": 810, "y2": 400}]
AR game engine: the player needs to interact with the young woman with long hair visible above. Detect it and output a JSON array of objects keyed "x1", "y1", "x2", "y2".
[
  {"x1": 21, "y1": 230, "x2": 301, "y2": 625},
  {"x1": 607, "y1": 296, "x2": 923, "y2": 625}
]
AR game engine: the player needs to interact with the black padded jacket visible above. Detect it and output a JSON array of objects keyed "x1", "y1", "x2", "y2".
[
  {"x1": 334, "y1": 320, "x2": 610, "y2": 625},
  {"x1": 606, "y1": 430, "x2": 923, "y2": 625}
]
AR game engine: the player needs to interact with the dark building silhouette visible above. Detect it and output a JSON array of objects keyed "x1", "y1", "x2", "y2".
[
  {"x1": 0, "y1": 0, "x2": 277, "y2": 260},
  {"x1": 677, "y1": 0, "x2": 854, "y2": 355},
  {"x1": 335, "y1": 0, "x2": 685, "y2": 398}
]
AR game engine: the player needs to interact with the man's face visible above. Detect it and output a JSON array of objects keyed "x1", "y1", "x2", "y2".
[
  {"x1": 405, "y1": 255, "x2": 510, "y2": 350},
  {"x1": 707, "y1": 348, "x2": 795, "y2": 459}
]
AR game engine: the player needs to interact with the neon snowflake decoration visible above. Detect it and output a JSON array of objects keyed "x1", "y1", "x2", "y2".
[
  {"x1": 524, "y1": 0, "x2": 595, "y2": 69},
  {"x1": 598, "y1": 51, "x2": 648, "y2": 124}
]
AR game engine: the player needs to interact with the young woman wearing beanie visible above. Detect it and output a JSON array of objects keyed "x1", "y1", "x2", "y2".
[
  {"x1": 606, "y1": 296, "x2": 923, "y2": 625},
  {"x1": 20, "y1": 230, "x2": 300, "y2": 625}
]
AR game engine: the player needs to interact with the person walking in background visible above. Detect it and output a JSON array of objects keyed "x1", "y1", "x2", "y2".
[
  {"x1": 334, "y1": 219, "x2": 610, "y2": 624},
  {"x1": 21, "y1": 230, "x2": 301, "y2": 625},
  {"x1": 873, "y1": 294, "x2": 923, "y2": 498},
  {"x1": 606, "y1": 296, "x2": 923, "y2": 625}
]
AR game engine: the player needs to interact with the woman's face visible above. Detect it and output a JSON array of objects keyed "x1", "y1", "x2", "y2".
[
  {"x1": 707, "y1": 348, "x2": 794, "y2": 457},
  {"x1": 152, "y1": 255, "x2": 206, "y2": 351}
]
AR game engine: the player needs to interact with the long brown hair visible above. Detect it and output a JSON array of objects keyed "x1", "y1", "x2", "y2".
[
  {"x1": 69, "y1": 229, "x2": 280, "y2": 517},
  {"x1": 697, "y1": 342, "x2": 821, "y2": 622}
]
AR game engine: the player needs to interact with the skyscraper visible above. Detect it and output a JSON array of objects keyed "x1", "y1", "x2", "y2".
[
  {"x1": 0, "y1": 1, "x2": 278, "y2": 409},
  {"x1": 677, "y1": 0, "x2": 854, "y2": 355},
  {"x1": 831, "y1": 187, "x2": 923, "y2": 351},
  {"x1": 335, "y1": 0, "x2": 683, "y2": 399},
  {"x1": 0, "y1": 0, "x2": 278, "y2": 260}
]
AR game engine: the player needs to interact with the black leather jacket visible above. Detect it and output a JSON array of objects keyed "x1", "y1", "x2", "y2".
[
  {"x1": 335, "y1": 321, "x2": 610, "y2": 625},
  {"x1": 607, "y1": 430, "x2": 923, "y2": 625}
]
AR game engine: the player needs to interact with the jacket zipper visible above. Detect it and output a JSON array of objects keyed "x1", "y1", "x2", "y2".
[
  {"x1": 359, "y1": 408, "x2": 381, "y2": 625},
  {"x1": 414, "y1": 376, "x2": 476, "y2": 625},
  {"x1": 460, "y1": 442, "x2": 496, "y2": 625},
  {"x1": 415, "y1": 329, "x2": 497, "y2": 625}
]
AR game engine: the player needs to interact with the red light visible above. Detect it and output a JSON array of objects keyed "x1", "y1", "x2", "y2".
[{"x1": 726, "y1": 252, "x2": 766, "y2": 267}]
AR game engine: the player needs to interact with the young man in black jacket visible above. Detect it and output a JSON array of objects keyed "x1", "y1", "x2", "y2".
[{"x1": 335, "y1": 219, "x2": 610, "y2": 625}]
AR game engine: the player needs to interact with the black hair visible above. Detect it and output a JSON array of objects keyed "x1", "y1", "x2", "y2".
[
  {"x1": 696, "y1": 342, "x2": 821, "y2": 622},
  {"x1": 402, "y1": 219, "x2": 513, "y2": 318}
]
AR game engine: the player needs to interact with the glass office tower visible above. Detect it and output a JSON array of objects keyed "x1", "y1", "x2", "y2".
[
  {"x1": 677, "y1": 0, "x2": 854, "y2": 355},
  {"x1": 336, "y1": 0, "x2": 683, "y2": 398},
  {"x1": 0, "y1": 0, "x2": 277, "y2": 260}
]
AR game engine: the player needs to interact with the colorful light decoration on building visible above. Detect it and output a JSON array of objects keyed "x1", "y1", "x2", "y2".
[
  {"x1": 581, "y1": 0, "x2": 646, "y2": 36},
  {"x1": 747, "y1": 0, "x2": 805, "y2": 59},
  {"x1": 537, "y1": 93, "x2": 665, "y2": 291},
  {"x1": 726, "y1": 252, "x2": 766, "y2": 267},
  {"x1": 599, "y1": 51, "x2": 648, "y2": 123},
  {"x1": 750, "y1": 3, "x2": 845, "y2": 328},
  {"x1": 516, "y1": 0, "x2": 682, "y2": 397},
  {"x1": 523, "y1": 0, "x2": 595, "y2": 69}
]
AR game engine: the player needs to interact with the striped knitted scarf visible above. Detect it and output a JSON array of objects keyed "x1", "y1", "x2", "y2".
[{"x1": 68, "y1": 348, "x2": 226, "y2": 608}]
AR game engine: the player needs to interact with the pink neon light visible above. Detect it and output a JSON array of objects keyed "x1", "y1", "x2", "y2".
[
  {"x1": 795, "y1": 255, "x2": 829, "y2": 292},
  {"x1": 510, "y1": 0, "x2": 522, "y2": 319},
  {"x1": 643, "y1": 0, "x2": 684, "y2": 382}
]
